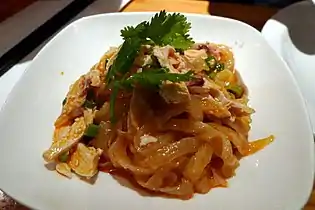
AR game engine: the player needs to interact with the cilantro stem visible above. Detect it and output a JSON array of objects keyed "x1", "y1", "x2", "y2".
[
  {"x1": 109, "y1": 81, "x2": 120, "y2": 123},
  {"x1": 226, "y1": 84, "x2": 244, "y2": 98},
  {"x1": 105, "y1": 10, "x2": 195, "y2": 123}
]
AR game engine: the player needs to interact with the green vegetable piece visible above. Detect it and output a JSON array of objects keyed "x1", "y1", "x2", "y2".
[
  {"x1": 62, "y1": 98, "x2": 67, "y2": 105},
  {"x1": 226, "y1": 84, "x2": 244, "y2": 98},
  {"x1": 215, "y1": 63, "x2": 225, "y2": 71},
  {"x1": 208, "y1": 71, "x2": 217, "y2": 79},
  {"x1": 83, "y1": 100, "x2": 96, "y2": 109},
  {"x1": 84, "y1": 124, "x2": 100, "y2": 138},
  {"x1": 58, "y1": 152, "x2": 69, "y2": 162},
  {"x1": 205, "y1": 56, "x2": 217, "y2": 70}
]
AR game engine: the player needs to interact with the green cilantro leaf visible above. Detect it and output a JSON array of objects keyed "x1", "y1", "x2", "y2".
[
  {"x1": 120, "y1": 21, "x2": 148, "y2": 40},
  {"x1": 105, "y1": 37, "x2": 142, "y2": 84},
  {"x1": 109, "y1": 10, "x2": 194, "y2": 84},
  {"x1": 120, "y1": 10, "x2": 194, "y2": 50},
  {"x1": 205, "y1": 56, "x2": 217, "y2": 70},
  {"x1": 107, "y1": 10, "x2": 195, "y2": 123},
  {"x1": 148, "y1": 11, "x2": 193, "y2": 49}
]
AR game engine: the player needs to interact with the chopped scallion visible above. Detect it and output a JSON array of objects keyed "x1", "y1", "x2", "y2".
[
  {"x1": 84, "y1": 124, "x2": 100, "y2": 137},
  {"x1": 226, "y1": 84, "x2": 244, "y2": 98},
  {"x1": 83, "y1": 100, "x2": 96, "y2": 109},
  {"x1": 62, "y1": 98, "x2": 67, "y2": 105},
  {"x1": 205, "y1": 56, "x2": 217, "y2": 70},
  {"x1": 208, "y1": 71, "x2": 217, "y2": 79},
  {"x1": 215, "y1": 63, "x2": 225, "y2": 71},
  {"x1": 58, "y1": 152, "x2": 69, "y2": 162}
]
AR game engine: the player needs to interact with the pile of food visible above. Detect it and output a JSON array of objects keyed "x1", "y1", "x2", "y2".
[{"x1": 42, "y1": 10, "x2": 273, "y2": 199}]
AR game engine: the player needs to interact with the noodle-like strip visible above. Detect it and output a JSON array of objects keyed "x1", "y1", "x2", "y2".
[
  {"x1": 210, "y1": 123, "x2": 249, "y2": 156},
  {"x1": 198, "y1": 133, "x2": 239, "y2": 178},
  {"x1": 183, "y1": 143, "x2": 213, "y2": 183},
  {"x1": 108, "y1": 135, "x2": 154, "y2": 175},
  {"x1": 43, "y1": 37, "x2": 273, "y2": 199},
  {"x1": 141, "y1": 137, "x2": 200, "y2": 170}
]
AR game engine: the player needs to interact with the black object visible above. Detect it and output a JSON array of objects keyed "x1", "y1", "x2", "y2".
[{"x1": 0, "y1": 0, "x2": 97, "y2": 77}]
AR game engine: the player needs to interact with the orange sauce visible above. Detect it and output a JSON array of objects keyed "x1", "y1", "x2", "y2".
[
  {"x1": 99, "y1": 163, "x2": 195, "y2": 200},
  {"x1": 245, "y1": 135, "x2": 275, "y2": 156}
]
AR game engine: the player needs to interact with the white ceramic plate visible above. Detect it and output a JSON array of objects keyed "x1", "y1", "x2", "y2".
[
  {"x1": 0, "y1": 12, "x2": 313, "y2": 210},
  {"x1": 261, "y1": 0, "x2": 315, "y2": 132}
]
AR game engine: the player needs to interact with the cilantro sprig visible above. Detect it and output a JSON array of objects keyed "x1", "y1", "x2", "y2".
[
  {"x1": 106, "y1": 10, "x2": 195, "y2": 123},
  {"x1": 105, "y1": 38, "x2": 142, "y2": 84},
  {"x1": 120, "y1": 11, "x2": 194, "y2": 49},
  {"x1": 106, "y1": 10, "x2": 194, "y2": 85}
]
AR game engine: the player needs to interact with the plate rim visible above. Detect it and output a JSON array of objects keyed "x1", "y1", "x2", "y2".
[
  {"x1": 261, "y1": 0, "x2": 315, "y2": 133},
  {"x1": 0, "y1": 11, "x2": 314, "y2": 210}
]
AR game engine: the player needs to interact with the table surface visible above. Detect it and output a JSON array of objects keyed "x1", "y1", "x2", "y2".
[{"x1": 0, "y1": 0, "x2": 314, "y2": 209}]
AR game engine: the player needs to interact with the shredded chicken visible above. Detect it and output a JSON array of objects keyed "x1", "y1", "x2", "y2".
[
  {"x1": 153, "y1": 45, "x2": 191, "y2": 104},
  {"x1": 68, "y1": 143, "x2": 103, "y2": 179},
  {"x1": 43, "y1": 116, "x2": 87, "y2": 162},
  {"x1": 44, "y1": 109, "x2": 96, "y2": 162},
  {"x1": 188, "y1": 78, "x2": 254, "y2": 120},
  {"x1": 183, "y1": 49, "x2": 208, "y2": 73},
  {"x1": 52, "y1": 126, "x2": 71, "y2": 143},
  {"x1": 54, "y1": 76, "x2": 89, "y2": 128},
  {"x1": 54, "y1": 67, "x2": 101, "y2": 127},
  {"x1": 104, "y1": 47, "x2": 119, "y2": 72},
  {"x1": 206, "y1": 79, "x2": 254, "y2": 115},
  {"x1": 56, "y1": 163, "x2": 72, "y2": 178},
  {"x1": 83, "y1": 109, "x2": 96, "y2": 125},
  {"x1": 140, "y1": 135, "x2": 158, "y2": 147},
  {"x1": 93, "y1": 47, "x2": 118, "y2": 77},
  {"x1": 193, "y1": 42, "x2": 221, "y2": 59},
  {"x1": 135, "y1": 45, "x2": 153, "y2": 67},
  {"x1": 86, "y1": 69, "x2": 101, "y2": 87},
  {"x1": 202, "y1": 95, "x2": 232, "y2": 119},
  {"x1": 159, "y1": 82, "x2": 191, "y2": 104}
]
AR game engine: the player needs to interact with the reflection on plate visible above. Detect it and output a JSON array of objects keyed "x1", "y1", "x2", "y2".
[
  {"x1": 261, "y1": 0, "x2": 315, "y2": 132},
  {"x1": 0, "y1": 12, "x2": 313, "y2": 210}
]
